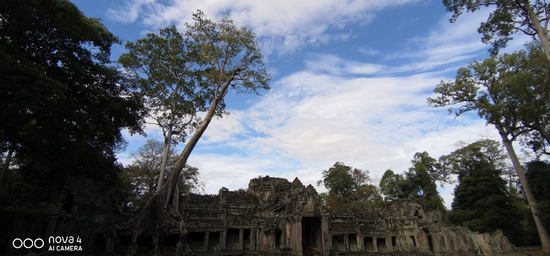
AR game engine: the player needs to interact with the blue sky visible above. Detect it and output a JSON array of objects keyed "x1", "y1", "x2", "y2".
[{"x1": 71, "y1": 0, "x2": 532, "y2": 207}]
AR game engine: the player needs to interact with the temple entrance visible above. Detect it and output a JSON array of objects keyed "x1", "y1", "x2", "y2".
[{"x1": 302, "y1": 217, "x2": 322, "y2": 255}]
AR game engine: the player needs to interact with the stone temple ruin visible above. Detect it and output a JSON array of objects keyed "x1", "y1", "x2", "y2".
[
  {"x1": 0, "y1": 176, "x2": 514, "y2": 255},
  {"x1": 179, "y1": 176, "x2": 513, "y2": 256}
]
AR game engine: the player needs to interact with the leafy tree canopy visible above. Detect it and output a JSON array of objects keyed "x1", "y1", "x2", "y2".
[
  {"x1": 119, "y1": 25, "x2": 209, "y2": 190},
  {"x1": 443, "y1": 0, "x2": 550, "y2": 59},
  {"x1": 379, "y1": 169, "x2": 408, "y2": 201},
  {"x1": 379, "y1": 152, "x2": 446, "y2": 213},
  {"x1": 428, "y1": 42, "x2": 550, "y2": 157},
  {"x1": 318, "y1": 162, "x2": 381, "y2": 211},
  {"x1": 0, "y1": 0, "x2": 144, "y2": 205},
  {"x1": 446, "y1": 140, "x2": 523, "y2": 244},
  {"x1": 119, "y1": 25, "x2": 213, "y2": 146},
  {"x1": 407, "y1": 152, "x2": 447, "y2": 212},
  {"x1": 318, "y1": 162, "x2": 369, "y2": 200}
]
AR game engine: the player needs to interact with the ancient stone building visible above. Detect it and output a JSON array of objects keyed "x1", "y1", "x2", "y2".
[
  {"x1": 181, "y1": 176, "x2": 328, "y2": 255},
  {"x1": 179, "y1": 176, "x2": 514, "y2": 256},
  {"x1": 1, "y1": 175, "x2": 515, "y2": 255}
]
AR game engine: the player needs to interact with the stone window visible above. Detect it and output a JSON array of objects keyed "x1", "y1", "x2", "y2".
[
  {"x1": 410, "y1": 236, "x2": 416, "y2": 246},
  {"x1": 349, "y1": 234, "x2": 358, "y2": 251},
  {"x1": 188, "y1": 232, "x2": 205, "y2": 251},
  {"x1": 243, "y1": 229, "x2": 251, "y2": 249},
  {"x1": 275, "y1": 230, "x2": 283, "y2": 249},
  {"x1": 208, "y1": 232, "x2": 220, "y2": 251},
  {"x1": 332, "y1": 234, "x2": 345, "y2": 251},
  {"x1": 364, "y1": 236, "x2": 374, "y2": 252},
  {"x1": 377, "y1": 237, "x2": 387, "y2": 252},
  {"x1": 226, "y1": 229, "x2": 240, "y2": 250}
]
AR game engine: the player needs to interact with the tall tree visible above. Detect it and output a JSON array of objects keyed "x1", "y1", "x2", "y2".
[
  {"x1": 446, "y1": 140, "x2": 523, "y2": 244},
  {"x1": 406, "y1": 152, "x2": 447, "y2": 212},
  {"x1": 428, "y1": 45, "x2": 550, "y2": 251},
  {"x1": 0, "y1": 0, "x2": 143, "y2": 204},
  {"x1": 318, "y1": 162, "x2": 370, "y2": 201},
  {"x1": 441, "y1": 139, "x2": 520, "y2": 190},
  {"x1": 121, "y1": 11, "x2": 270, "y2": 256},
  {"x1": 317, "y1": 162, "x2": 378, "y2": 211},
  {"x1": 119, "y1": 26, "x2": 208, "y2": 191},
  {"x1": 379, "y1": 153, "x2": 446, "y2": 213},
  {"x1": 507, "y1": 44, "x2": 550, "y2": 157},
  {"x1": 443, "y1": 0, "x2": 550, "y2": 61},
  {"x1": 379, "y1": 169, "x2": 408, "y2": 201}
]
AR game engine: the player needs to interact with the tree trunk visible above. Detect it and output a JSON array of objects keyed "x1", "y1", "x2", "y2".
[
  {"x1": 157, "y1": 128, "x2": 172, "y2": 192},
  {"x1": 160, "y1": 92, "x2": 223, "y2": 206},
  {"x1": 160, "y1": 71, "x2": 237, "y2": 207},
  {"x1": 496, "y1": 124, "x2": 550, "y2": 252},
  {"x1": 522, "y1": 0, "x2": 550, "y2": 63}
]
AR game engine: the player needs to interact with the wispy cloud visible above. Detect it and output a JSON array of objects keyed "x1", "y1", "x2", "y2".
[
  {"x1": 188, "y1": 65, "x2": 500, "y2": 196},
  {"x1": 304, "y1": 54, "x2": 387, "y2": 76},
  {"x1": 359, "y1": 47, "x2": 381, "y2": 56},
  {"x1": 384, "y1": 10, "x2": 492, "y2": 73},
  {"x1": 108, "y1": 0, "x2": 425, "y2": 54},
  {"x1": 107, "y1": 0, "x2": 156, "y2": 23}
]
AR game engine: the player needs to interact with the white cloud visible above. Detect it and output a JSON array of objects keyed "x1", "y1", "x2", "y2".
[
  {"x1": 385, "y1": 10, "x2": 493, "y2": 73},
  {"x1": 359, "y1": 47, "x2": 380, "y2": 56},
  {"x1": 305, "y1": 54, "x2": 387, "y2": 76},
  {"x1": 201, "y1": 111, "x2": 246, "y2": 144},
  {"x1": 117, "y1": 57, "x2": 502, "y2": 200},
  {"x1": 107, "y1": 0, "x2": 156, "y2": 23},
  {"x1": 182, "y1": 63, "x2": 500, "y2": 194},
  {"x1": 108, "y1": 0, "x2": 424, "y2": 54},
  {"x1": 438, "y1": 183, "x2": 456, "y2": 209}
]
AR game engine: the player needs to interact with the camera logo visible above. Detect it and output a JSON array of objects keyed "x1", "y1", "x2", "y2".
[
  {"x1": 12, "y1": 238, "x2": 44, "y2": 249},
  {"x1": 12, "y1": 236, "x2": 82, "y2": 252}
]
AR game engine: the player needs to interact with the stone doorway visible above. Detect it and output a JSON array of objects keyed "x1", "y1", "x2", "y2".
[{"x1": 302, "y1": 217, "x2": 322, "y2": 255}]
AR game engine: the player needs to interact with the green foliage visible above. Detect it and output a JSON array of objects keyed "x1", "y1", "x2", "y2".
[
  {"x1": 446, "y1": 141, "x2": 523, "y2": 244},
  {"x1": 379, "y1": 153, "x2": 446, "y2": 213},
  {"x1": 186, "y1": 10, "x2": 270, "y2": 95},
  {"x1": 117, "y1": 140, "x2": 201, "y2": 212},
  {"x1": 0, "y1": 0, "x2": 143, "y2": 206},
  {"x1": 379, "y1": 170, "x2": 407, "y2": 201},
  {"x1": 319, "y1": 162, "x2": 360, "y2": 200},
  {"x1": 407, "y1": 152, "x2": 447, "y2": 212},
  {"x1": 318, "y1": 162, "x2": 381, "y2": 212},
  {"x1": 428, "y1": 42, "x2": 550, "y2": 157},
  {"x1": 440, "y1": 139, "x2": 517, "y2": 187},
  {"x1": 526, "y1": 161, "x2": 550, "y2": 231},
  {"x1": 119, "y1": 26, "x2": 207, "y2": 145},
  {"x1": 443, "y1": 0, "x2": 550, "y2": 55}
]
